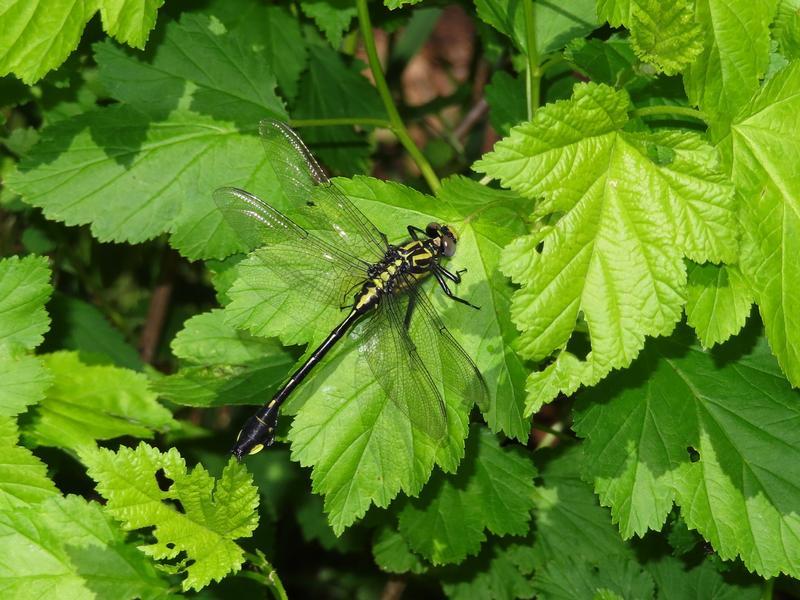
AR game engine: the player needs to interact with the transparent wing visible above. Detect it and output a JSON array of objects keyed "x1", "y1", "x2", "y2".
[
  {"x1": 260, "y1": 120, "x2": 388, "y2": 262},
  {"x1": 214, "y1": 187, "x2": 366, "y2": 315},
  {"x1": 356, "y1": 294, "x2": 448, "y2": 443},
  {"x1": 400, "y1": 274, "x2": 489, "y2": 415}
]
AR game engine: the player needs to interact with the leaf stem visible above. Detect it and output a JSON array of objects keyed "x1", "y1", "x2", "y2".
[
  {"x1": 630, "y1": 105, "x2": 708, "y2": 123},
  {"x1": 289, "y1": 117, "x2": 391, "y2": 129},
  {"x1": 243, "y1": 551, "x2": 288, "y2": 600},
  {"x1": 355, "y1": 0, "x2": 441, "y2": 193},
  {"x1": 523, "y1": 0, "x2": 540, "y2": 119},
  {"x1": 761, "y1": 577, "x2": 774, "y2": 600}
]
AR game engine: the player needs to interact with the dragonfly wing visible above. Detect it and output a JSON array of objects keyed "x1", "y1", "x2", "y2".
[
  {"x1": 400, "y1": 274, "x2": 489, "y2": 414},
  {"x1": 260, "y1": 120, "x2": 388, "y2": 262},
  {"x1": 356, "y1": 295, "x2": 448, "y2": 443},
  {"x1": 214, "y1": 187, "x2": 366, "y2": 320}
]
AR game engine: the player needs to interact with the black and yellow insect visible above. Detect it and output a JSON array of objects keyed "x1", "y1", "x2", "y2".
[{"x1": 215, "y1": 120, "x2": 488, "y2": 459}]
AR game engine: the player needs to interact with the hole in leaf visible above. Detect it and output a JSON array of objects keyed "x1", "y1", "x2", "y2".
[
  {"x1": 565, "y1": 329, "x2": 591, "y2": 361},
  {"x1": 535, "y1": 240, "x2": 544, "y2": 254},
  {"x1": 687, "y1": 447, "x2": 700, "y2": 462},
  {"x1": 155, "y1": 469, "x2": 174, "y2": 491},
  {"x1": 164, "y1": 498, "x2": 186, "y2": 514}
]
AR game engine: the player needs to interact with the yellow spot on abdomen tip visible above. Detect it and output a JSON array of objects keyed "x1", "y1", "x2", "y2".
[{"x1": 248, "y1": 444, "x2": 265, "y2": 455}]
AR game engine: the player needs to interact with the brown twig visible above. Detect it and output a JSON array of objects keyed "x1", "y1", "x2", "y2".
[
  {"x1": 380, "y1": 576, "x2": 407, "y2": 600},
  {"x1": 453, "y1": 97, "x2": 489, "y2": 141},
  {"x1": 138, "y1": 249, "x2": 176, "y2": 364}
]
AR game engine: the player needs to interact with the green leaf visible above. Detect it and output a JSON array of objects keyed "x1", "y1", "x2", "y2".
[
  {"x1": 685, "y1": 262, "x2": 753, "y2": 347},
  {"x1": 205, "y1": 1, "x2": 307, "y2": 100},
  {"x1": 293, "y1": 41, "x2": 385, "y2": 174},
  {"x1": 648, "y1": 554, "x2": 761, "y2": 599},
  {"x1": 300, "y1": 0, "x2": 357, "y2": 49},
  {"x1": 683, "y1": 0, "x2": 778, "y2": 137},
  {"x1": 628, "y1": 0, "x2": 703, "y2": 75},
  {"x1": 84, "y1": 443, "x2": 259, "y2": 591},
  {"x1": 564, "y1": 36, "x2": 646, "y2": 89},
  {"x1": 0, "y1": 417, "x2": 58, "y2": 508},
  {"x1": 288, "y1": 335, "x2": 469, "y2": 535},
  {"x1": 156, "y1": 309, "x2": 294, "y2": 407},
  {"x1": 95, "y1": 14, "x2": 287, "y2": 127},
  {"x1": 719, "y1": 60, "x2": 800, "y2": 387},
  {"x1": 398, "y1": 426, "x2": 536, "y2": 565},
  {"x1": 97, "y1": 0, "x2": 165, "y2": 48},
  {"x1": 0, "y1": 255, "x2": 52, "y2": 351},
  {"x1": 0, "y1": 351, "x2": 52, "y2": 417},
  {"x1": 774, "y1": 0, "x2": 800, "y2": 60},
  {"x1": 44, "y1": 294, "x2": 143, "y2": 370},
  {"x1": 296, "y1": 493, "x2": 361, "y2": 553},
  {"x1": 0, "y1": 494, "x2": 172, "y2": 599},
  {"x1": 0, "y1": 0, "x2": 163, "y2": 84},
  {"x1": 172, "y1": 309, "x2": 286, "y2": 366},
  {"x1": 485, "y1": 71, "x2": 526, "y2": 137},
  {"x1": 476, "y1": 82, "x2": 736, "y2": 413},
  {"x1": 531, "y1": 446, "x2": 637, "y2": 569},
  {"x1": 373, "y1": 526, "x2": 427, "y2": 575},
  {"x1": 8, "y1": 106, "x2": 280, "y2": 260},
  {"x1": 474, "y1": 0, "x2": 599, "y2": 55},
  {"x1": 26, "y1": 351, "x2": 174, "y2": 451},
  {"x1": 532, "y1": 554, "x2": 654, "y2": 600},
  {"x1": 440, "y1": 537, "x2": 536, "y2": 600},
  {"x1": 573, "y1": 325, "x2": 800, "y2": 578}
]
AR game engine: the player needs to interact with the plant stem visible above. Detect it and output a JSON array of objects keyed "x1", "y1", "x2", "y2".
[
  {"x1": 630, "y1": 105, "x2": 708, "y2": 122},
  {"x1": 289, "y1": 117, "x2": 391, "y2": 129},
  {"x1": 244, "y1": 552, "x2": 288, "y2": 600},
  {"x1": 761, "y1": 578, "x2": 774, "y2": 600},
  {"x1": 523, "y1": 0, "x2": 540, "y2": 119},
  {"x1": 355, "y1": 0, "x2": 441, "y2": 193}
]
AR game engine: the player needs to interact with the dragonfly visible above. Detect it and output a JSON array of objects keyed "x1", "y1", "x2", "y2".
[{"x1": 215, "y1": 120, "x2": 488, "y2": 460}]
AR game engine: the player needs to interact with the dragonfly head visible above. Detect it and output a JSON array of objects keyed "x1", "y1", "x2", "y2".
[{"x1": 426, "y1": 222, "x2": 458, "y2": 257}]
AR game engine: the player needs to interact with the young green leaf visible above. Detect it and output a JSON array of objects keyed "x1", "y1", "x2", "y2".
[
  {"x1": 476, "y1": 82, "x2": 736, "y2": 414},
  {"x1": 84, "y1": 443, "x2": 259, "y2": 591},
  {"x1": 685, "y1": 262, "x2": 753, "y2": 347},
  {"x1": 574, "y1": 326, "x2": 800, "y2": 578},
  {"x1": 94, "y1": 14, "x2": 288, "y2": 127},
  {"x1": 0, "y1": 417, "x2": 58, "y2": 508},
  {"x1": 0, "y1": 0, "x2": 162, "y2": 84},
  {"x1": 719, "y1": 60, "x2": 800, "y2": 387},
  {"x1": 0, "y1": 494, "x2": 171, "y2": 599},
  {"x1": 398, "y1": 426, "x2": 536, "y2": 565},
  {"x1": 628, "y1": 0, "x2": 703, "y2": 75},
  {"x1": 683, "y1": 0, "x2": 777, "y2": 137},
  {"x1": 26, "y1": 351, "x2": 174, "y2": 451},
  {"x1": 0, "y1": 255, "x2": 52, "y2": 351},
  {"x1": 774, "y1": 0, "x2": 800, "y2": 60}
]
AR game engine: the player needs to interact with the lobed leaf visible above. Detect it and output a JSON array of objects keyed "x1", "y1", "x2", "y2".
[
  {"x1": 94, "y1": 14, "x2": 287, "y2": 127},
  {"x1": 0, "y1": 255, "x2": 52, "y2": 351},
  {"x1": 719, "y1": 60, "x2": 800, "y2": 387},
  {"x1": 683, "y1": 0, "x2": 777, "y2": 137},
  {"x1": 0, "y1": 0, "x2": 163, "y2": 84},
  {"x1": 397, "y1": 426, "x2": 537, "y2": 565},
  {"x1": 0, "y1": 417, "x2": 58, "y2": 509},
  {"x1": 685, "y1": 262, "x2": 753, "y2": 347},
  {"x1": 574, "y1": 326, "x2": 800, "y2": 578},
  {"x1": 26, "y1": 351, "x2": 174, "y2": 451},
  {"x1": 0, "y1": 494, "x2": 171, "y2": 599},
  {"x1": 476, "y1": 82, "x2": 736, "y2": 413},
  {"x1": 84, "y1": 443, "x2": 259, "y2": 591},
  {"x1": 628, "y1": 0, "x2": 703, "y2": 75}
]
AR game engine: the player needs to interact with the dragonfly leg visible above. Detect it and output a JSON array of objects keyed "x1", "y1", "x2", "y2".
[
  {"x1": 434, "y1": 269, "x2": 480, "y2": 310},
  {"x1": 437, "y1": 264, "x2": 467, "y2": 284},
  {"x1": 403, "y1": 293, "x2": 418, "y2": 330},
  {"x1": 407, "y1": 225, "x2": 426, "y2": 240}
]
